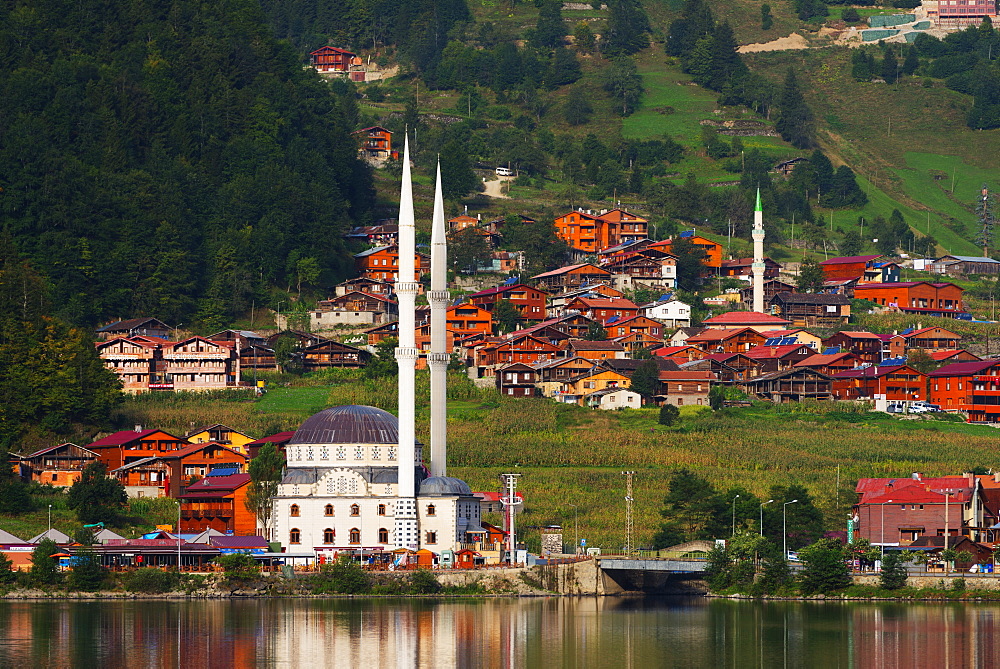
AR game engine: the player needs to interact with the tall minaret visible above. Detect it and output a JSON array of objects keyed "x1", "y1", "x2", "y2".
[
  {"x1": 427, "y1": 161, "x2": 450, "y2": 477},
  {"x1": 752, "y1": 188, "x2": 766, "y2": 313},
  {"x1": 394, "y1": 133, "x2": 419, "y2": 549}
]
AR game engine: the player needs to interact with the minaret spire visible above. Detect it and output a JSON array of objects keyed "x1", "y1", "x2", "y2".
[
  {"x1": 427, "y1": 160, "x2": 450, "y2": 477},
  {"x1": 752, "y1": 187, "x2": 766, "y2": 313},
  {"x1": 394, "y1": 132, "x2": 419, "y2": 548}
]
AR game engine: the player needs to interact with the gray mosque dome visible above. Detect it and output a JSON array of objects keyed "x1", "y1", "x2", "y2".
[
  {"x1": 289, "y1": 405, "x2": 402, "y2": 445},
  {"x1": 419, "y1": 476, "x2": 473, "y2": 496}
]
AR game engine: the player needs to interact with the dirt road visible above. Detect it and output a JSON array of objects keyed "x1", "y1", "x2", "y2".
[{"x1": 483, "y1": 176, "x2": 514, "y2": 198}]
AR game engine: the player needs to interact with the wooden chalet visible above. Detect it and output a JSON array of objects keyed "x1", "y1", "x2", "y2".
[
  {"x1": 353, "y1": 126, "x2": 395, "y2": 160},
  {"x1": 16, "y1": 443, "x2": 98, "y2": 487},
  {"x1": 564, "y1": 339, "x2": 626, "y2": 361},
  {"x1": 266, "y1": 330, "x2": 330, "y2": 349},
  {"x1": 793, "y1": 352, "x2": 861, "y2": 376},
  {"x1": 178, "y1": 473, "x2": 256, "y2": 535},
  {"x1": 469, "y1": 284, "x2": 547, "y2": 323},
  {"x1": 335, "y1": 277, "x2": 394, "y2": 297},
  {"x1": 884, "y1": 326, "x2": 963, "y2": 358},
  {"x1": 687, "y1": 353, "x2": 757, "y2": 384},
  {"x1": 87, "y1": 429, "x2": 186, "y2": 473},
  {"x1": 495, "y1": 363, "x2": 538, "y2": 397},
  {"x1": 564, "y1": 296, "x2": 640, "y2": 325},
  {"x1": 741, "y1": 368, "x2": 833, "y2": 403},
  {"x1": 607, "y1": 315, "x2": 664, "y2": 341},
  {"x1": 773, "y1": 156, "x2": 808, "y2": 177},
  {"x1": 745, "y1": 343, "x2": 817, "y2": 374},
  {"x1": 769, "y1": 293, "x2": 852, "y2": 328},
  {"x1": 475, "y1": 334, "x2": 560, "y2": 374},
  {"x1": 300, "y1": 340, "x2": 371, "y2": 371},
  {"x1": 687, "y1": 327, "x2": 766, "y2": 354},
  {"x1": 700, "y1": 311, "x2": 792, "y2": 332},
  {"x1": 553, "y1": 208, "x2": 648, "y2": 256},
  {"x1": 651, "y1": 232, "x2": 723, "y2": 271},
  {"x1": 161, "y1": 337, "x2": 240, "y2": 391},
  {"x1": 931, "y1": 255, "x2": 1000, "y2": 277},
  {"x1": 245, "y1": 432, "x2": 295, "y2": 459},
  {"x1": 819, "y1": 255, "x2": 884, "y2": 282},
  {"x1": 653, "y1": 345, "x2": 705, "y2": 362},
  {"x1": 508, "y1": 314, "x2": 599, "y2": 342},
  {"x1": 309, "y1": 46, "x2": 361, "y2": 74},
  {"x1": 207, "y1": 329, "x2": 266, "y2": 350},
  {"x1": 531, "y1": 264, "x2": 613, "y2": 292},
  {"x1": 345, "y1": 223, "x2": 398, "y2": 246},
  {"x1": 928, "y1": 349, "x2": 981, "y2": 364},
  {"x1": 739, "y1": 279, "x2": 795, "y2": 305},
  {"x1": 556, "y1": 370, "x2": 631, "y2": 404},
  {"x1": 830, "y1": 365, "x2": 926, "y2": 402},
  {"x1": 96, "y1": 337, "x2": 160, "y2": 392},
  {"x1": 820, "y1": 278, "x2": 859, "y2": 297},
  {"x1": 533, "y1": 357, "x2": 597, "y2": 390},
  {"x1": 758, "y1": 328, "x2": 823, "y2": 350},
  {"x1": 823, "y1": 331, "x2": 885, "y2": 365},
  {"x1": 854, "y1": 282, "x2": 964, "y2": 317},
  {"x1": 158, "y1": 442, "x2": 249, "y2": 497},
  {"x1": 602, "y1": 253, "x2": 677, "y2": 289},
  {"x1": 96, "y1": 317, "x2": 171, "y2": 341},
  {"x1": 354, "y1": 244, "x2": 431, "y2": 283},
  {"x1": 657, "y1": 370, "x2": 714, "y2": 407},
  {"x1": 613, "y1": 331, "x2": 664, "y2": 355},
  {"x1": 448, "y1": 210, "x2": 480, "y2": 233},
  {"x1": 364, "y1": 320, "x2": 399, "y2": 346},
  {"x1": 110, "y1": 457, "x2": 171, "y2": 496},
  {"x1": 720, "y1": 257, "x2": 781, "y2": 280},
  {"x1": 185, "y1": 425, "x2": 256, "y2": 453}
]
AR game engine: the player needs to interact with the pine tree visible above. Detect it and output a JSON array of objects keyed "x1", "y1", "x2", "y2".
[
  {"x1": 629, "y1": 359, "x2": 660, "y2": 398},
  {"x1": 797, "y1": 258, "x2": 824, "y2": 293},
  {"x1": 602, "y1": 0, "x2": 651, "y2": 56},
  {"x1": 881, "y1": 49, "x2": 899, "y2": 84},
  {"x1": 761, "y1": 4, "x2": 773, "y2": 30},
  {"x1": 902, "y1": 46, "x2": 919, "y2": 76},
  {"x1": 67, "y1": 462, "x2": 128, "y2": 524},
  {"x1": 533, "y1": 0, "x2": 565, "y2": 48},
  {"x1": 545, "y1": 47, "x2": 582, "y2": 90},
  {"x1": 775, "y1": 69, "x2": 815, "y2": 149},
  {"x1": 440, "y1": 139, "x2": 479, "y2": 200},
  {"x1": 602, "y1": 57, "x2": 644, "y2": 116},
  {"x1": 707, "y1": 22, "x2": 745, "y2": 91},
  {"x1": 564, "y1": 85, "x2": 593, "y2": 125}
]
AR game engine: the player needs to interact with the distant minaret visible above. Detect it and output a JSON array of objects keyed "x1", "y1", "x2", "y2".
[
  {"x1": 427, "y1": 161, "x2": 450, "y2": 477},
  {"x1": 394, "y1": 133, "x2": 419, "y2": 548},
  {"x1": 752, "y1": 188, "x2": 766, "y2": 313}
]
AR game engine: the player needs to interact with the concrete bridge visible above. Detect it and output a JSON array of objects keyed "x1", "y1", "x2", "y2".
[{"x1": 594, "y1": 556, "x2": 708, "y2": 595}]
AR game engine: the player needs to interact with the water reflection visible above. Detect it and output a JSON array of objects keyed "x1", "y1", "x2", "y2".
[{"x1": 2, "y1": 597, "x2": 1000, "y2": 667}]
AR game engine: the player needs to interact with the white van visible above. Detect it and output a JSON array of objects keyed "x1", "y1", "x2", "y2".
[{"x1": 495, "y1": 167, "x2": 514, "y2": 177}]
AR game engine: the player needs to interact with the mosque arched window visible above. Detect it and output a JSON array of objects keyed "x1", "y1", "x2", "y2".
[
  {"x1": 377, "y1": 504, "x2": 386, "y2": 516},
  {"x1": 350, "y1": 504, "x2": 360, "y2": 516},
  {"x1": 325, "y1": 504, "x2": 334, "y2": 516},
  {"x1": 323, "y1": 528, "x2": 335, "y2": 544},
  {"x1": 289, "y1": 528, "x2": 301, "y2": 544},
  {"x1": 378, "y1": 528, "x2": 389, "y2": 543},
  {"x1": 426, "y1": 504, "x2": 436, "y2": 517},
  {"x1": 349, "y1": 528, "x2": 361, "y2": 544},
  {"x1": 290, "y1": 504, "x2": 300, "y2": 517}
]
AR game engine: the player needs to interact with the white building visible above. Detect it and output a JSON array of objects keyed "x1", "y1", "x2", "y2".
[
  {"x1": 272, "y1": 405, "x2": 483, "y2": 554},
  {"x1": 643, "y1": 298, "x2": 692, "y2": 329}
]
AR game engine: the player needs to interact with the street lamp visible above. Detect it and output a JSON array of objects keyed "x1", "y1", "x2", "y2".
[
  {"x1": 48, "y1": 504, "x2": 52, "y2": 533},
  {"x1": 731, "y1": 494, "x2": 741, "y2": 536},
  {"x1": 568, "y1": 504, "x2": 579, "y2": 555},
  {"x1": 760, "y1": 499, "x2": 774, "y2": 537},
  {"x1": 783, "y1": 500, "x2": 799, "y2": 560}
]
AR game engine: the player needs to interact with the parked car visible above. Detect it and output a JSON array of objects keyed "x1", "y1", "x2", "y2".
[
  {"x1": 495, "y1": 166, "x2": 514, "y2": 177},
  {"x1": 909, "y1": 402, "x2": 942, "y2": 414},
  {"x1": 886, "y1": 403, "x2": 905, "y2": 414}
]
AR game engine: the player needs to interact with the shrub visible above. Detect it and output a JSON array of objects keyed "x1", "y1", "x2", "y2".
[
  {"x1": 30, "y1": 539, "x2": 62, "y2": 586},
  {"x1": 312, "y1": 557, "x2": 372, "y2": 594},
  {"x1": 798, "y1": 538, "x2": 851, "y2": 594},
  {"x1": 410, "y1": 569, "x2": 442, "y2": 594},
  {"x1": 123, "y1": 568, "x2": 180, "y2": 594},
  {"x1": 879, "y1": 551, "x2": 908, "y2": 590},
  {"x1": 659, "y1": 404, "x2": 680, "y2": 426},
  {"x1": 951, "y1": 577, "x2": 966, "y2": 592},
  {"x1": 68, "y1": 551, "x2": 109, "y2": 591},
  {"x1": 215, "y1": 553, "x2": 258, "y2": 582}
]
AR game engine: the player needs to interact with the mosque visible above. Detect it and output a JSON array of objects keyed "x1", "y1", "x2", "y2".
[{"x1": 272, "y1": 138, "x2": 486, "y2": 555}]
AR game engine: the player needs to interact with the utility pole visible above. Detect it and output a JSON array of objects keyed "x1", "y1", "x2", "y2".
[
  {"x1": 499, "y1": 473, "x2": 522, "y2": 564},
  {"x1": 622, "y1": 471, "x2": 635, "y2": 555}
]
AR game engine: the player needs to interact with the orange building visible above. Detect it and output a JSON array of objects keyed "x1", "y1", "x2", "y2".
[
  {"x1": 469, "y1": 284, "x2": 548, "y2": 323},
  {"x1": 928, "y1": 360, "x2": 1000, "y2": 421},
  {"x1": 607, "y1": 315, "x2": 664, "y2": 341},
  {"x1": 352, "y1": 126, "x2": 396, "y2": 160},
  {"x1": 884, "y1": 326, "x2": 963, "y2": 358},
  {"x1": 686, "y1": 327, "x2": 767, "y2": 354},
  {"x1": 819, "y1": 255, "x2": 883, "y2": 281},
  {"x1": 309, "y1": 46, "x2": 360, "y2": 73},
  {"x1": 531, "y1": 263, "x2": 613, "y2": 292},
  {"x1": 853, "y1": 282, "x2": 965, "y2": 316},
  {"x1": 553, "y1": 208, "x2": 648, "y2": 254},
  {"x1": 563, "y1": 296, "x2": 640, "y2": 325},
  {"x1": 354, "y1": 244, "x2": 431, "y2": 283},
  {"x1": 178, "y1": 472, "x2": 256, "y2": 535},
  {"x1": 475, "y1": 334, "x2": 560, "y2": 370},
  {"x1": 17, "y1": 443, "x2": 98, "y2": 487},
  {"x1": 87, "y1": 429, "x2": 187, "y2": 473},
  {"x1": 160, "y1": 442, "x2": 250, "y2": 497},
  {"x1": 652, "y1": 232, "x2": 724, "y2": 269},
  {"x1": 447, "y1": 303, "x2": 493, "y2": 339},
  {"x1": 830, "y1": 365, "x2": 926, "y2": 402}
]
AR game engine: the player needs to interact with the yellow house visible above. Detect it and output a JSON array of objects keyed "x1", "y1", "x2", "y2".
[
  {"x1": 759, "y1": 328, "x2": 823, "y2": 350},
  {"x1": 184, "y1": 424, "x2": 256, "y2": 454},
  {"x1": 560, "y1": 370, "x2": 631, "y2": 398}
]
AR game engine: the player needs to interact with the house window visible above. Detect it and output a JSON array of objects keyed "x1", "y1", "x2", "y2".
[
  {"x1": 290, "y1": 504, "x2": 300, "y2": 517},
  {"x1": 378, "y1": 504, "x2": 386, "y2": 516},
  {"x1": 427, "y1": 504, "x2": 436, "y2": 516},
  {"x1": 349, "y1": 528, "x2": 361, "y2": 544},
  {"x1": 323, "y1": 528, "x2": 335, "y2": 543},
  {"x1": 378, "y1": 528, "x2": 389, "y2": 543},
  {"x1": 325, "y1": 504, "x2": 334, "y2": 516},
  {"x1": 350, "y1": 504, "x2": 360, "y2": 516},
  {"x1": 290, "y1": 528, "x2": 301, "y2": 544},
  {"x1": 677, "y1": 398, "x2": 684, "y2": 406},
  {"x1": 425, "y1": 531, "x2": 437, "y2": 544}
]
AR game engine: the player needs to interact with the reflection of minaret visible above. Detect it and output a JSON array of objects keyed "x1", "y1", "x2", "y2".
[
  {"x1": 428, "y1": 162, "x2": 450, "y2": 477},
  {"x1": 752, "y1": 188, "x2": 765, "y2": 313},
  {"x1": 394, "y1": 133, "x2": 419, "y2": 548}
]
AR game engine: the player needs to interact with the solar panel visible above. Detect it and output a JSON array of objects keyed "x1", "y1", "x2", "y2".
[
  {"x1": 764, "y1": 338, "x2": 782, "y2": 346},
  {"x1": 823, "y1": 347, "x2": 840, "y2": 355},
  {"x1": 606, "y1": 316, "x2": 620, "y2": 324},
  {"x1": 780, "y1": 337, "x2": 797, "y2": 345},
  {"x1": 900, "y1": 327, "x2": 914, "y2": 335},
  {"x1": 504, "y1": 276, "x2": 519, "y2": 285},
  {"x1": 658, "y1": 294, "x2": 672, "y2": 302},
  {"x1": 209, "y1": 467, "x2": 239, "y2": 477}
]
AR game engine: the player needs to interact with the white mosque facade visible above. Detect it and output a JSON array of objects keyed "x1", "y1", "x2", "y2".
[{"x1": 271, "y1": 137, "x2": 485, "y2": 554}]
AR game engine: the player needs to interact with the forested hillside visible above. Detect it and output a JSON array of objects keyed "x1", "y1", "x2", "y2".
[{"x1": 0, "y1": 0, "x2": 374, "y2": 328}]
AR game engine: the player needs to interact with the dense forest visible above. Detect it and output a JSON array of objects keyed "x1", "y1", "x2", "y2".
[{"x1": 0, "y1": 0, "x2": 374, "y2": 328}]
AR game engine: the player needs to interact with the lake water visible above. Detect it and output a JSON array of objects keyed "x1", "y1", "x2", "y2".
[{"x1": 1, "y1": 596, "x2": 999, "y2": 668}]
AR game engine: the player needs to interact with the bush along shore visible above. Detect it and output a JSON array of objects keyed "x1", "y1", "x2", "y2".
[
  {"x1": 0, "y1": 555, "x2": 584, "y2": 599},
  {"x1": 705, "y1": 533, "x2": 1000, "y2": 601}
]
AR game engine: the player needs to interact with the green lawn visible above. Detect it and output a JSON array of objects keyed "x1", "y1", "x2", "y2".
[{"x1": 255, "y1": 386, "x2": 332, "y2": 414}]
